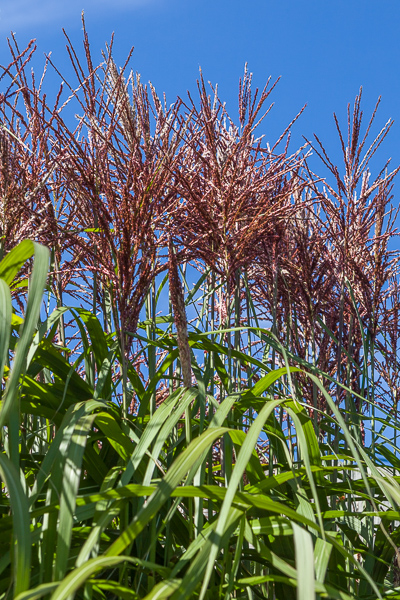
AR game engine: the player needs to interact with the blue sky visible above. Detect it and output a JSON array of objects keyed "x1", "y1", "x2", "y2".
[{"x1": 1, "y1": 0, "x2": 399, "y2": 181}]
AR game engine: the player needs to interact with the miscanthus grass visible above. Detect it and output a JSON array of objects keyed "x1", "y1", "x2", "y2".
[{"x1": 1, "y1": 18, "x2": 400, "y2": 600}]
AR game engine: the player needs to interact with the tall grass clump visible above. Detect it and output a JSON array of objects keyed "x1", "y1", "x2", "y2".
[{"x1": 1, "y1": 18, "x2": 400, "y2": 600}]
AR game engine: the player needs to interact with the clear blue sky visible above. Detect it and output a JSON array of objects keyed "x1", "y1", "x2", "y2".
[{"x1": 1, "y1": 0, "x2": 399, "y2": 180}]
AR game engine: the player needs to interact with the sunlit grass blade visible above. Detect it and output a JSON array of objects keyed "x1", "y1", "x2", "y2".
[
  {"x1": 0, "y1": 280, "x2": 11, "y2": 385},
  {"x1": 0, "y1": 242, "x2": 49, "y2": 431},
  {"x1": 292, "y1": 522, "x2": 315, "y2": 600}
]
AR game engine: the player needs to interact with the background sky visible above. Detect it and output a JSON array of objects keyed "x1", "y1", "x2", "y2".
[{"x1": 1, "y1": 0, "x2": 399, "y2": 188}]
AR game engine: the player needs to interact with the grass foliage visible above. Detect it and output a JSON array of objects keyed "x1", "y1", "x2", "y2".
[{"x1": 1, "y1": 19, "x2": 400, "y2": 600}]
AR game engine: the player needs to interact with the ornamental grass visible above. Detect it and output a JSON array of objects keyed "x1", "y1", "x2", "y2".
[{"x1": 1, "y1": 19, "x2": 400, "y2": 600}]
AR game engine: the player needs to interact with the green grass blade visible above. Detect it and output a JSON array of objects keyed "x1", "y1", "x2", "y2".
[
  {"x1": 142, "y1": 579, "x2": 181, "y2": 599},
  {"x1": 0, "y1": 239, "x2": 35, "y2": 284},
  {"x1": 314, "y1": 538, "x2": 332, "y2": 583},
  {"x1": 0, "y1": 453, "x2": 31, "y2": 596},
  {"x1": 15, "y1": 582, "x2": 59, "y2": 600},
  {"x1": 292, "y1": 522, "x2": 315, "y2": 600},
  {"x1": 53, "y1": 412, "x2": 99, "y2": 580},
  {"x1": 50, "y1": 556, "x2": 131, "y2": 600},
  {"x1": 0, "y1": 242, "x2": 49, "y2": 429},
  {"x1": 0, "y1": 278, "x2": 11, "y2": 384}
]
